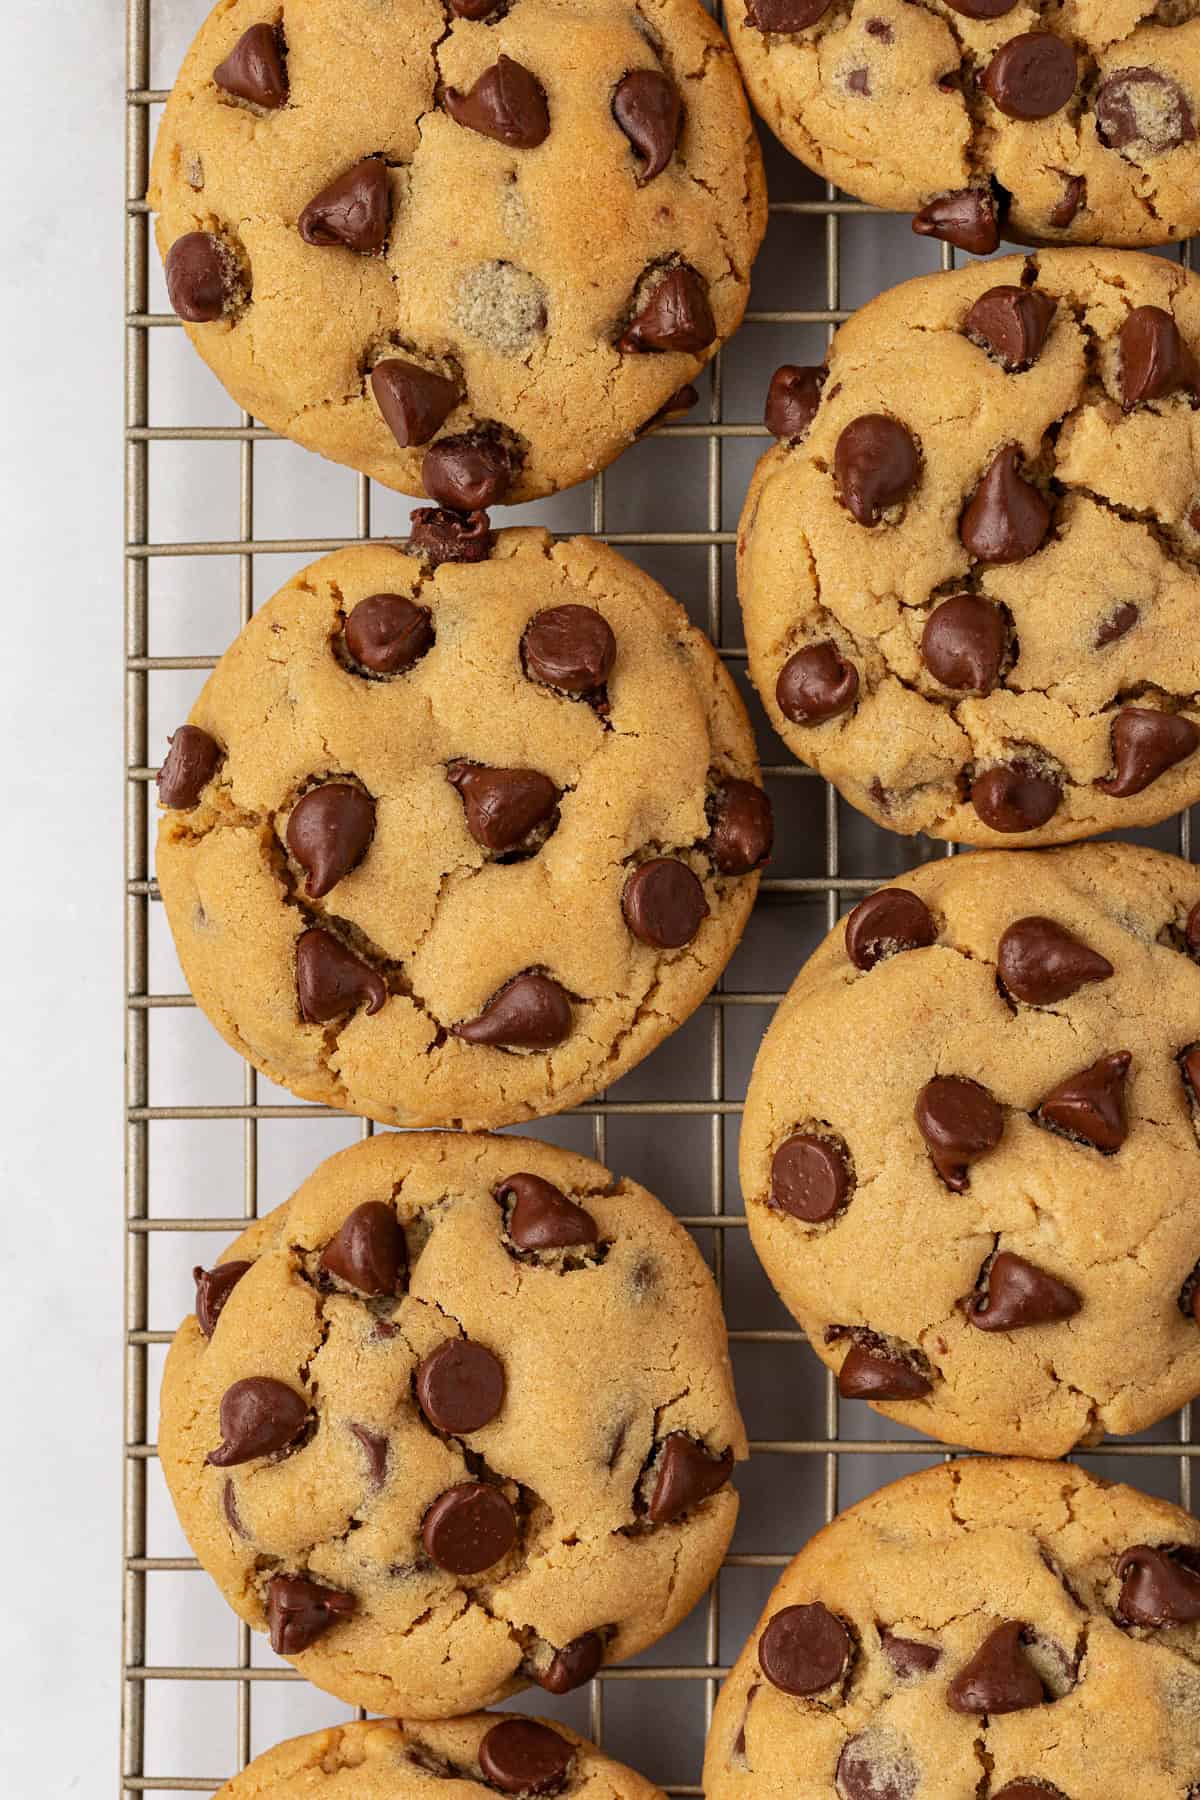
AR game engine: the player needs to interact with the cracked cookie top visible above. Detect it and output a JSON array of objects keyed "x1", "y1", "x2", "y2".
[
  {"x1": 705, "y1": 1457, "x2": 1200, "y2": 1800},
  {"x1": 214, "y1": 1716, "x2": 663, "y2": 1799},
  {"x1": 154, "y1": 529, "x2": 767, "y2": 1130},
  {"x1": 727, "y1": 0, "x2": 1200, "y2": 251},
  {"x1": 160, "y1": 1131, "x2": 745, "y2": 1717},
  {"x1": 741, "y1": 843, "x2": 1200, "y2": 1458},
  {"x1": 148, "y1": 0, "x2": 765, "y2": 505},
  {"x1": 741, "y1": 248, "x2": 1200, "y2": 846}
]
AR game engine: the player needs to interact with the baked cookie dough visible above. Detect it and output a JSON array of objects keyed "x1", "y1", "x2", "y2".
[
  {"x1": 149, "y1": 0, "x2": 765, "y2": 506},
  {"x1": 705, "y1": 1457, "x2": 1200, "y2": 1800},
  {"x1": 742, "y1": 248, "x2": 1200, "y2": 847},
  {"x1": 727, "y1": 0, "x2": 1200, "y2": 252},
  {"x1": 214, "y1": 1716, "x2": 662, "y2": 1800},
  {"x1": 155, "y1": 528, "x2": 769, "y2": 1130},
  {"x1": 160, "y1": 1131, "x2": 745, "y2": 1716},
  {"x1": 741, "y1": 842, "x2": 1200, "y2": 1458}
]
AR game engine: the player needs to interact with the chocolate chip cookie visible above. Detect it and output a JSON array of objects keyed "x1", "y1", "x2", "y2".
[
  {"x1": 706, "y1": 1457, "x2": 1200, "y2": 1799},
  {"x1": 727, "y1": 0, "x2": 1200, "y2": 252},
  {"x1": 149, "y1": 0, "x2": 764, "y2": 506},
  {"x1": 160, "y1": 1131, "x2": 745, "y2": 1715},
  {"x1": 743, "y1": 248, "x2": 1200, "y2": 846},
  {"x1": 213, "y1": 1715, "x2": 662, "y2": 1800},
  {"x1": 155, "y1": 529, "x2": 768, "y2": 1130},
  {"x1": 741, "y1": 842, "x2": 1200, "y2": 1458}
]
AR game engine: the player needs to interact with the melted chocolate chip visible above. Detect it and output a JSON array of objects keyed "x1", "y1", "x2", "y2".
[
  {"x1": 295, "y1": 928, "x2": 386, "y2": 1024},
  {"x1": 1097, "y1": 708, "x2": 1200, "y2": 797},
  {"x1": 222, "y1": 1479, "x2": 247, "y2": 1539},
  {"x1": 447, "y1": 761, "x2": 559, "y2": 854},
  {"x1": 944, "y1": 0, "x2": 1017, "y2": 14},
  {"x1": 844, "y1": 888, "x2": 936, "y2": 970},
  {"x1": 769, "y1": 1132, "x2": 853, "y2": 1223},
  {"x1": 1118, "y1": 306, "x2": 1198, "y2": 410},
  {"x1": 421, "y1": 1481, "x2": 517, "y2": 1574},
  {"x1": 214, "y1": 23, "x2": 288, "y2": 109},
  {"x1": 622, "y1": 858, "x2": 709, "y2": 948},
  {"x1": 193, "y1": 1260, "x2": 252, "y2": 1337},
  {"x1": 1096, "y1": 68, "x2": 1196, "y2": 156},
  {"x1": 497, "y1": 1172, "x2": 600, "y2": 1250},
  {"x1": 408, "y1": 507, "x2": 493, "y2": 567},
  {"x1": 536, "y1": 1630, "x2": 605, "y2": 1694},
  {"x1": 265, "y1": 1573, "x2": 355, "y2": 1655},
  {"x1": 912, "y1": 188, "x2": 999, "y2": 256},
  {"x1": 371, "y1": 360, "x2": 461, "y2": 448},
  {"x1": 993, "y1": 1786, "x2": 1068, "y2": 1800},
  {"x1": 915, "y1": 1076, "x2": 1004, "y2": 1190},
  {"x1": 777, "y1": 641, "x2": 859, "y2": 724},
  {"x1": 422, "y1": 434, "x2": 514, "y2": 510},
  {"x1": 745, "y1": 0, "x2": 831, "y2": 27},
  {"x1": 319, "y1": 1200, "x2": 406, "y2": 1295},
  {"x1": 947, "y1": 1622, "x2": 1044, "y2": 1714},
  {"x1": 1095, "y1": 601, "x2": 1139, "y2": 648},
  {"x1": 1036, "y1": 1051, "x2": 1132, "y2": 1152},
  {"x1": 523, "y1": 605, "x2": 616, "y2": 692},
  {"x1": 453, "y1": 972, "x2": 572, "y2": 1049},
  {"x1": 982, "y1": 33, "x2": 1075, "y2": 121},
  {"x1": 416, "y1": 1339, "x2": 506, "y2": 1435},
  {"x1": 836, "y1": 1732, "x2": 919, "y2": 1800},
  {"x1": 647, "y1": 1433, "x2": 734, "y2": 1523},
  {"x1": 759, "y1": 1603, "x2": 851, "y2": 1696},
  {"x1": 158, "y1": 724, "x2": 222, "y2": 808},
  {"x1": 618, "y1": 266, "x2": 715, "y2": 354},
  {"x1": 165, "y1": 233, "x2": 237, "y2": 323},
  {"x1": 478, "y1": 1720, "x2": 572, "y2": 1797},
  {"x1": 343, "y1": 592, "x2": 434, "y2": 675},
  {"x1": 444, "y1": 57, "x2": 550, "y2": 148},
  {"x1": 921, "y1": 594, "x2": 1007, "y2": 693},
  {"x1": 834, "y1": 414, "x2": 920, "y2": 525},
  {"x1": 965, "y1": 286, "x2": 1056, "y2": 371},
  {"x1": 998, "y1": 916, "x2": 1113, "y2": 1005},
  {"x1": 1117, "y1": 1544, "x2": 1200, "y2": 1626},
  {"x1": 286, "y1": 783, "x2": 375, "y2": 898},
  {"x1": 971, "y1": 760, "x2": 1061, "y2": 833},
  {"x1": 206, "y1": 1377, "x2": 308, "y2": 1467},
  {"x1": 612, "y1": 70, "x2": 681, "y2": 182},
  {"x1": 707, "y1": 778, "x2": 773, "y2": 874},
  {"x1": 960, "y1": 446, "x2": 1050, "y2": 564},
  {"x1": 349, "y1": 1423, "x2": 389, "y2": 1488},
  {"x1": 298, "y1": 159, "x2": 391, "y2": 252},
  {"x1": 880, "y1": 1628, "x2": 941, "y2": 1677},
  {"x1": 765, "y1": 364, "x2": 824, "y2": 440},
  {"x1": 838, "y1": 1342, "x2": 932, "y2": 1401},
  {"x1": 1049, "y1": 173, "x2": 1086, "y2": 229},
  {"x1": 968, "y1": 1251, "x2": 1082, "y2": 1330}
]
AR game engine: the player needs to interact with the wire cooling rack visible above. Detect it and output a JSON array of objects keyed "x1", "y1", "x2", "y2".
[{"x1": 124, "y1": 1, "x2": 1200, "y2": 1792}]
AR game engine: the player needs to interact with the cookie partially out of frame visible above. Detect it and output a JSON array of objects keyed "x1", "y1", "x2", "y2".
[
  {"x1": 161, "y1": 1132, "x2": 745, "y2": 1717},
  {"x1": 154, "y1": 528, "x2": 769, "y2": 1131},
  {"x1": 149, "y1": 0, "x2": 765, "y2": 506},
  {"x1": 706, "y1": 1458, "x2": 1200, "y2": 1800},
  {"x1": 728, "y1": 0, "x2": 1200, "y2": 253},
  {"x1": 741, "y1": 843, "x2": 1200, "y2": 1458},
  {"x1": 741, "y1": 248, "x2": 1200, "y2": 846}
]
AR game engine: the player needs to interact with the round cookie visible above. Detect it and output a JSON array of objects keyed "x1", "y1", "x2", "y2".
[
  {"x1": 155, "y1": 528, "x2": 769, "y2": 1131},
  {"x1": 742, "y1": 248, "x2": 1200, "y2": 846},
  {"x1": 212, "y1": 1716, "x2": 663, "y2": 1800},
  {"x1": 727, "y1": 0, "x2": 1200, "y2": 252},
  {"x1": 149, "y1": 0, "x2": 765, "y2": 506},
  {"x1": 705, "y1": 1457, "x2": 1200, "y2": 1799},
  {"x1": 741, "y1": 842, "x2": 1200, "y2": 1458},
  {"x1": 160, "y1": 1131, "x2": 745, "y2": 1715}
]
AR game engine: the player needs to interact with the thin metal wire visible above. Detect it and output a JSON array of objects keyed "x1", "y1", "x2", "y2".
[{"x1": 123, "y1": 1, "x2": 1200, "y2": 1791}]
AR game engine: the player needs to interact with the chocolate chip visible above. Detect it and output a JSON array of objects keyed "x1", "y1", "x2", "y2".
[
  {"x1": 422, "y1": 434, "x2": 514, "y2": 509},
  {"x1": 880, "y1": 1628, "x2": 941, "y2": 1677},
  {"x1": 915, "y1": 1076, "x2": 1004, "y2": 1190},
  {"x1": 968, "y1": 1251, "x2": 1082, "y2": 1330},
  {"x1": 449, "y1": 0, "x2": 504, "y2": 15},
  {"x1": 213, "y1": 23, "x2": 288, "y2": 109},
  {"x1": 447, "y1": 761, "x2": 559, "y2": 854},
  {"x1": 834, "y1": 415, "x2": 920, "y2": 525},
  {"x1": 613, "y1": 70, "x2": 681, "y2": 182},
  {"x1": 777, "y1": 641, "x2": 859, "y2": 724},
  {"x1": 845, "y1": 888, "x2": 936, "y2": 970},
  {"x1": 165, "y1": 233, "x2": 237, "y2": 323},
  {"x1": 912, "y1": 188, "x2": 999, "y2": 256},
  {"x1": 944, "y1": 0, "x2": 1017, "y2": 13},
  {"x1": 982, "y1": 33, "x2": 1075, "y2": 120},
  {"x1": 222, "y1": 1478, "x2": 247, "y2": 1539},
  {"x1": 453, "y1": 972, "x2": 572, "y2": 1048},
  {"x1": 1049, "y1": 173, "x2": 1086, "y2": 228},
  {"x1": 769, "y1": 1132, "x2": 852, "y2": 1223},
  {"x1": 206, "y1": 1377, "x2": 308, "y2": 1467},
  {"x1": 264, "y1": 1573, "x2": 355, "y2": 1655},
  {"x1": 622, "y1": 858, "x2": 709, "y2": 948},
  {"x1": 298, "y1": 159, "x2": 390, "y2": 252},
  {"x1": 921, "y1": 595, "x2": 1007, "y2": 693},
  {"x1": 416, "y1": 1339, "x2": 505, "y2": 1435},
  {"x1": 523, "y1": 605, "x2": 616, "y2": 692},
  {"x1": 971, "y1": 760, "x2": 1061, "y2": 833},
  {"x1": 838, "y1": 1342, "x2": 932, "y2": 1401},
  {"x1": 295, "y1": 928, "x2": 386, "y2": 1024},
  {"x1": 535, "y1": 1630, "x2": 605, "y2": 1694},
  {"x1": 960, "y1": 446, "x2": 1050, "y2": 564},
  {"x1": 421, "y1": 1481, "x2": 517, "y2": 1574},
  {"x1": 640, "y1": 383, "x2": 700, "y2": 432},
  {"x1": 1117, "y1": 1544, "x2": 1200, "y2": 1626},
  {"x1": 1095, "y1": 601, "x2": 1138, "y2": 647},
  {"x1": 765, "y1": 364, "x2": 825, "y2": 441},
  {"x1": 1096, "y1": 68, "x2": 1196, "y2": 156},
  {"x1": 1097, "y1": 707, "x2": 1200, "y2": 797},
  {"x1": 349, "y1": 1423, "x2": 389, "y2": 1488},
  {"x1": 343, "y1": 592, "x2": 434, "y2": 675},
  {"x1": 409, "y1": 507, "x2": 494, "y2": 567},
  {"x1": 444, "y1": 57, "x2": 550, "y2": 148},
  {"x1": 371, "y1": 360, "x2": 461, "y2": 448},
  {"x1": 497, "y1": 1172, "x2": 599, "y2": 1249},
  {"x1": 993, "y1": 1786, "x2": 1068, "y2": 1800},
  {"x1": 707, "y1": 778, "x2": 773, "y2": 874},
  {"x1": 320, "y1": 1200, "x2": 406, "y2": 1295},
  {"x1": 286, "y1": 783, "x2": 375, "y2": 898},
  {"x1": 1182, "y1": 1044, "x2": 1200, "y2": 1106},
  {"x1": 846, "y1": 68, "x2": 870, "y2": 97},
  {"x1": 745, "y1": 0, "x2": 831, "y2": 25},
  {"x1": 836, "y1": 1732, "x2": 918, "y2": 1800},
  {"x1": 1036, "y1": 1050, "x2": 1132, "y2": 1151},
  {"x1": 1187, "y1": 902, "x2": 1200, "y2": 957},
  {"x1": 478, "y1": 1720, "x2": 572, "y2": 1796},
  {"x1": 759, "y1": 1603, "x2": 851, "y2": 1696},
  {"x1": 998, "y1": 916, "x2": 1113, "y2": 1006},
  {"x1": 618, "y1": 266, "x2": 715, "y2": 354},
  {"x1": 158, "y1": 724, "x2": 222, "y2": 808},
  {"x1": 193, "y1": 1260, "x2": 252, "y2": 1337},
  {"x1": 947, "y1": 1622, "x2": 1043, "y2": 1714},
  {"x1": 965, "y1": 285, "x2": 1057, "y2": 371},
  {"x1": 1118, "y1": 306, "x2": 1198, "y2": 410},
  {"x1": 647, "y1": 1433, "x2": 734, "y2": 1523}
]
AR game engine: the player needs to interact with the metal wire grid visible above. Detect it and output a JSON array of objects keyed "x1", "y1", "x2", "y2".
[{"x1": 124, "y1": 1, "x2": 1200, "y2": 1791}]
